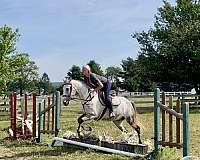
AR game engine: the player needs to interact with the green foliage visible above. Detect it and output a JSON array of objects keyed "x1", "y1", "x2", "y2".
[
  {"x1": 0, "y1": 25, "x2": 20, "y2": 95},
  {"x1": 87, "y1": 60, "x2": 104, "y2": 76},
  {"x1": 120, "y1": 57, "x2": 156, "y2": 92},
  {"x1": 105, "y1": 66, "x2": 122, "y2": 81},
  {"x1": 67, "y1": 65, "x2": 82, "y2": 80},
  {"x1": 40, "y1": 73, "x2": 53, "y2": 95},
  {"x1": 0, "y1": 25, "x2": 40, "y2": 95},
  {"x1": 0, "y1": 25, "x2": 20, "y2": 62},
  {"x1": 55, "y1": 84, "x2": 63, "y2": 95},
  {"x1": 146, "y1": 148, "x2": 180, "y2": 160},
  {"x1": 7, "y1": 53, "x2": 39, "y2": 95},
  {"x1": 133, "y1": 0, "x2": 200, "y2": 92},
  {"x1": 105, "y1": 66, "x2": 122, "y2": 91}
]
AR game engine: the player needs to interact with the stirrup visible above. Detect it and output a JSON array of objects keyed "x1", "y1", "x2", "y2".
[{"x1": 110, "y1": 112, "x2": 115, "y2": 118}]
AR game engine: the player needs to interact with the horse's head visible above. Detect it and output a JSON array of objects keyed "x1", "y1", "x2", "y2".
[
  {"x1": 62, "y1": 82, "x2": 71, "y2": 106},
  {"x1": 62, "y1": 80, "x2": 88, "y2": 106}
]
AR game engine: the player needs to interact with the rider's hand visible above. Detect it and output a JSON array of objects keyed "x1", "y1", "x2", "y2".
[{"x1": 90, "y1": 90, "x2": 97, "y2": 95}]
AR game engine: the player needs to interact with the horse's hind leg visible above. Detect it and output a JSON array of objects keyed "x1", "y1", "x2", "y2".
[
  {"x1": 126, "y1": 117, "x2": 142, "y2": 144},
  {"x1": 113, "y1": 118, "x2": 128, "y2": 133}
]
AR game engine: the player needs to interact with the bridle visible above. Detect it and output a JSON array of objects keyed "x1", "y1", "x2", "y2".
[{"x1": 64, "y1": 82, "x2": 95, "y2": 106}]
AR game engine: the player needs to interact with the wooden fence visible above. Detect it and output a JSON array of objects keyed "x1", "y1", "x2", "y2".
[
  {"x1": 129, "y1": 94, "x2": 199, "y2": 113},
  {"x1": 154, "y1": 88, "x2": 189, "y2": 157}
]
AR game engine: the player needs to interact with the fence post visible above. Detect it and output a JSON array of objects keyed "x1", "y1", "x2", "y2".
[
  {"x1": 32, "y1": 92, "x2": 37, "y2": 138},
  {"x1": 161, "y1": 92, "x2": 166, "y2": 142},
  {"x1": 154, "y1": 88, "x2": 160, "y2": 151},
  {"x1": 24, "y1": 93, "x2": 28, "y2": 138},
  {"x1": 43, "y1": 99, "x2": 46, "y2": 133},
  {"x1": 55, "y1": 91, "x2": 61, "y2": 137},
  {"x1": 37, "y1": 102, "x2": 43, "y2": 143},
  {"x1": 169, "y1": 96, "x2": 173, "y2": 145},
  {"x1": 182, "y1": 102, "x2": 189, "y2": 157},
  {"x1": 10, "y1": 92, "x2": 17, "y2": 139},
  {"x1": 176, "y1": 99, "x2": 181, "y2": 148},
  {"x1": 52, "y1": 95, "x2": 55, "y2": 132}
]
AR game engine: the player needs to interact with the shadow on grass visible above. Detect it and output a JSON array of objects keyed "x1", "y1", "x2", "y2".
[
  {"x1": 0, "y1": 139, "x2": 43, "y2": 148},
  {"x1": 0, "y1": 147, "x2": 83, "y2": 160},
  {"x1": 65, "y1": 109, "x2": 83, "y2": 115}
]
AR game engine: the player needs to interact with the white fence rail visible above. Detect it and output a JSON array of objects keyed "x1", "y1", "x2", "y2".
[{"x1": 118, "y1": 91, "x2": 194, "y2": 98}]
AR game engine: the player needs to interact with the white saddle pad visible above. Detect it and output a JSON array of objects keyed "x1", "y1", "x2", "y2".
[{"x1": 111, "y1": 96, "x2": 121, "y2": 106}]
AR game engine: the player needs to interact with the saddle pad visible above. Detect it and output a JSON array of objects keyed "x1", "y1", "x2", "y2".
[
  {"x1": 98, "y1": 91, "x2": 121, "y2": 106},
  {"x1": 111, "y1": 96, "x2": 121, "y2": 106}
]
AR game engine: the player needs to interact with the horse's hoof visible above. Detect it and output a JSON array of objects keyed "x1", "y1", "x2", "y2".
[
  {"x1": 88, "y1": 126, "x2": 92, "y2": 131},
  {"x1": 77, "y1": 133, "x2": 82, "y2": 139}
]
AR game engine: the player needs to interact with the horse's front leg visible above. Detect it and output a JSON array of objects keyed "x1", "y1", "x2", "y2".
[
  {"x1": 77, "y1": 113, "x2": 96, "y2": 138},
  {"x1": 77, "y1": 114, "x2": 85, "y2": 138}
]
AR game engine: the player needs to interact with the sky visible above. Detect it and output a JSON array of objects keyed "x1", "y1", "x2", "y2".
[{"x1": 0, "y1": 0, "x2": 175, "y2": 82}]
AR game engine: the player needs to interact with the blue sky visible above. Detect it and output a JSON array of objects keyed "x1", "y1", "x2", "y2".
[{"x1": 0, "y1": 0, "x2": 175, "y2": 82}]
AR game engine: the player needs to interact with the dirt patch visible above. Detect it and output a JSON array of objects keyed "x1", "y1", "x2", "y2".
[{"x1": 0, "y1": 146, "x2": 15, "y2": 160}]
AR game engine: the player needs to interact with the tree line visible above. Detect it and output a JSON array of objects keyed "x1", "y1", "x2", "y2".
[
  {"x1": 1, "y1": 0, "x2": 199, "y2": 95},
  {"x1": 0, "y1": 25, "x2": 54, "y2": 96},
  {"x1": 66, "y1": 0, "x2": 200, "y2": 94}
]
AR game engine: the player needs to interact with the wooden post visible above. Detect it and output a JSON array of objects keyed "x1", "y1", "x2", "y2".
[
  {"x1": 47, "y1": 97, "x2": 50, "y2": 131},
  {"x1": 32, "y1": 92, "x2": 37, "y2": 138},
  {"x1": 169, "y1": 96, "x2": 173, "y2": 146},
  {"x1": 10, "y1": 93, "x2": 13, "y2": 137},
  {"x1": 55, "y1": 91, "x2": 61, "y2": 137},
  {"x1": 10, "y1": 92, "x2": 17, "y2": 139},
  {"x1": 182, "y1": 102, "x2": 189, "y2": 157},
  {"x1": 24, "y1": 93, "x2": 28, "y2": 138},
  {"x1": 13, "y1": 92, "x2": 17, "y2": 139},
  {"x1": 161, "y1": 92, "x2": 166, "y2": 142},
  {"x1": 43, "y1": 99, "x2": 46, "y2": 133},
  {"x1": 176, "y1": 99, "x2": 181, "y2": 149},
  {"x1": 37, "y1": 103, "x2": 43, "y2": 143},
  {"x1": 52, "y1": 95, "x2": 55, "y2": 132},
  {"x1": 154, "y1": 88, "x2": 160, "y2": 151}
]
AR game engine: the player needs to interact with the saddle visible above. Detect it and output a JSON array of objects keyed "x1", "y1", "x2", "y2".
[{"x1": 98, "y1": 90, "x2": 121, "y2": 107}]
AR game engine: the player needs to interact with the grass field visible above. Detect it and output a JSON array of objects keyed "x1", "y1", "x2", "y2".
[{"x1": 0, "y1": 100, "x2": 200, "y2": 160}]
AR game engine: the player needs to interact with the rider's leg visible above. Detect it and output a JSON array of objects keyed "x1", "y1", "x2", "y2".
[{"x1": 104, "y1": 81, "x2": 115, "y2": 117}]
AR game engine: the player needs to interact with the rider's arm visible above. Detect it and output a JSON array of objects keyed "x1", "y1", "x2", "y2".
[
  {"x1": 94, "y1": 80, "x2": 103, "y2": 92},
  {"x1": 89, "y1": 73, "x2": 104, "y2": 92}
]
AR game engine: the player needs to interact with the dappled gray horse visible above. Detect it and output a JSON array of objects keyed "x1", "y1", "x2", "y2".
[{"x1": 63, "y1": 80, "x2": 142, "y2": 144}]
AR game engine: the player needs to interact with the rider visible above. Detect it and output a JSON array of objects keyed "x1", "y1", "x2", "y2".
[{"x1": 82, "y1": 65, "x2": 115, "y2": 118}]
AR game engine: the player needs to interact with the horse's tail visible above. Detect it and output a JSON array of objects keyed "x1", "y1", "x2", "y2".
[
  {"x1": 131, "y1": 101, "x2": 136, "y2": 112},
  {"x1": 131, "y1": 101, "x2": 137, "y2": 119},
  {"x1": 131, "y1": 100, "x2": 144, "y2": 131}
]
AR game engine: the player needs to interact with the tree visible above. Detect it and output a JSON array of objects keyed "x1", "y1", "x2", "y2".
[
  {"x1": 105, "y1": 66, "x2": 122, "y2": 91},
  {"x1": 8, "y1": 53, "x2": 39, "y2": 95},
  {"x1": 105, "y1": 66, "x2": 122, "y2": 82},
  {"x1": 67, "y1": 65, "x2": 82, "y2": 80},
  {"x1": 133, "y1": 0, "x2": 200, "y2": 93},
  {"x1": 120, "y1": 57, "x2": 156, "y2": 92},
  {"x1": 87, "y1": 60, "x2": 104, "y2": 76},
  {"x1": 0, "y1": 25, "x2": 20, "y2": 95},
  {"x1": 120, "y1": 57, "x2": 139, "y2": 91},
  {"x1": 40, "y1": 73, "x2": 51, "y2": 95}
]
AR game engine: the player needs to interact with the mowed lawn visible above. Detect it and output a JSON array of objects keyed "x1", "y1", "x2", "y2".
[{"x1": 0, "y1": 100, "x2": 200, "y2": 160}]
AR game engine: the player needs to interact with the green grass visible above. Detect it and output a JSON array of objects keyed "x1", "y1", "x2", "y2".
[{"x1": 0, "y1": 100, "x2": 200, "y2": 160}]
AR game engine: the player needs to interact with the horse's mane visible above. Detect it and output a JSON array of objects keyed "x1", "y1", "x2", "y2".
[{"x1": 70, "y1": 79, "x2": 88, "y2": 89}]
